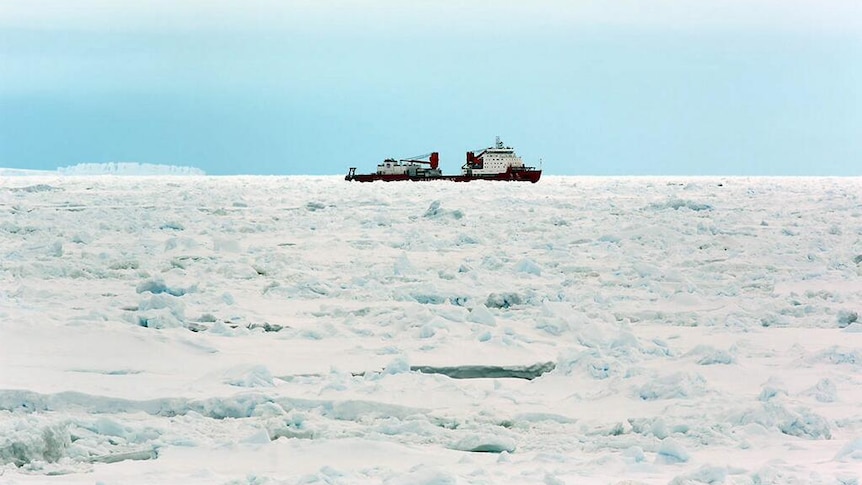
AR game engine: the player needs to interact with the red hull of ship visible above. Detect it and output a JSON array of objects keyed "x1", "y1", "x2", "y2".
[{"x1": 347, "y1": 168, "x2": 542, "y2": 183}]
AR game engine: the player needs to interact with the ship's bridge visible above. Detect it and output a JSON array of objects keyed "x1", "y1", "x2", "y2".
[{"x1": 462, "y1": 137, "x2": 525, "y2": 175}]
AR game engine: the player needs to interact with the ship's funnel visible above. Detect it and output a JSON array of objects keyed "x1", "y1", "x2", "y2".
[
  {"x1": 430, "y1": 152, "x2": 439, "y2": 169},
  {"x1": 466, "y1": 151, "x2": 475, "y2": 163}
]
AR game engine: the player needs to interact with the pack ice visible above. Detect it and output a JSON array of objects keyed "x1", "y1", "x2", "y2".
[{"x1": 1, "y1": 175, "x2": 861, "y2": 484}]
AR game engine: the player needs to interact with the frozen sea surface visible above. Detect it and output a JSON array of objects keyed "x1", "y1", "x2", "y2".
[{"x1": 1, "y1": 176, "x2": 861, "y2": 484}]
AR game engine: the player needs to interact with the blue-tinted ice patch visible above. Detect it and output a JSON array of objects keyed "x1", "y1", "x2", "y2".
[
  {"x1": 225, "y1": 365, "x2": 275, "y2": 388},
  {"x1": 758, "y1": 385, "x2": 788, "y2": 402},
  {"x1": 670, "y1": 465, "x2": 728, "y2": 484},
  {"x1": 812, "y1": 346, "x2": 861, "y2": 367},
  {"x1": 454, "y1": 233, "x2": 480, "y2": 245},
  {"x1": 686, "y1": 345, "x2": 736, "y2": 365},
  {"x1": 136, "y1": 277, "x2": 190, "y2": 297},
  {"x1": 535, "y1": 317, "x2": 570, "y2": 336},
  {"x1": 622, "y1": 446, "x2": 646, "y2": 463},
  {"x1": 135, "y1": 293, "x2": 186, "y2": 329},
  {"x1": 410, "y1": 293, "x2": 448, "y2": 305},
  {"x1": 733, "y1": 403, "x2": 831, "y2": 440},
  {"x1": 467, "y1": 306, "x2": 496, "y2": 326},
  {"x1": 393, "y1": 253, "x2": 416, "y2": 276},
  {"x1": 0, "y1": 414, "x2": 159, "y2": 470},
  {"x1": 835, "y1": 438, "x2": 862, "y2": 462},
  {"x1": 556, "y1": 349, "x2": 614, "y2": 379},
  {"x1": 514, "y1": 258, "x2": 541, "y2": 276},
  {"x1": 382, "y1": 356, "x2": 411, "y2": 376},
  {"x1": 648, "y1": 199, "x2": 713, "y2": 211},
  {"x1": 598, "y1": 234, "x2": 621, "y2": 244},
  {"x1": 451, "y1": 433, "x2": 516, "y2": 453},
  {"x1": 837, "y1": 310, "x2": 858, "y2": 328},
  {"x1": 636, "y1": 372, "x2": 707, "y2": 400},
  {"x1": 485, "y1": 292, "x2": 523, "y2": 309},
  {"x1": 802, "y1": 378, "x2": 837, "y2": 403},
  {"x1": 0, "y1": 419, "x2": 70, "y2": 467},
  {"x1": 159, "y1": 221, "x2": 184, "y2": 231},
  {"x1": 655, "y1": 438, "x2": 690, "y2": 464},
  {"x1": 480, "y1": 255, "x2": 504, "y2": 270},
  {"x1": 423, "y1": 200, "x2": 463, "y2": 219}
]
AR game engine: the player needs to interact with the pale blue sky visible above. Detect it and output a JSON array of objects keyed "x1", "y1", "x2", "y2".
[{"x1": 1, "y1": 1, "x2": 860, "y2": 175}]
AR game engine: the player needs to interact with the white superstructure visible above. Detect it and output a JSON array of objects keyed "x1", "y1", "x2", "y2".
[
  {"x1": 366, "y1": 152, "x2": 441, "y2": 179},
  {"x1": 462, "y1": 137, "x2": 526, "y2": 176},
  {"x1": 376, "y1": 159, "x2": 415, "y2": 175}
]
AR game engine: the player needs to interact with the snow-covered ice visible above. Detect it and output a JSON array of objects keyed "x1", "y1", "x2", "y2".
[{"x1": 1, "y1": 175, "x2": 861, "y2": 484}]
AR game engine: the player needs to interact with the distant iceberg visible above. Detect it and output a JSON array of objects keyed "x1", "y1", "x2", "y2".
[
  {"x1": 1, "y1": 163, "x2": 205, "y2": 176},
  {"x1": 57, "y1": 162, "x2": 205, "y2": 176}
]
